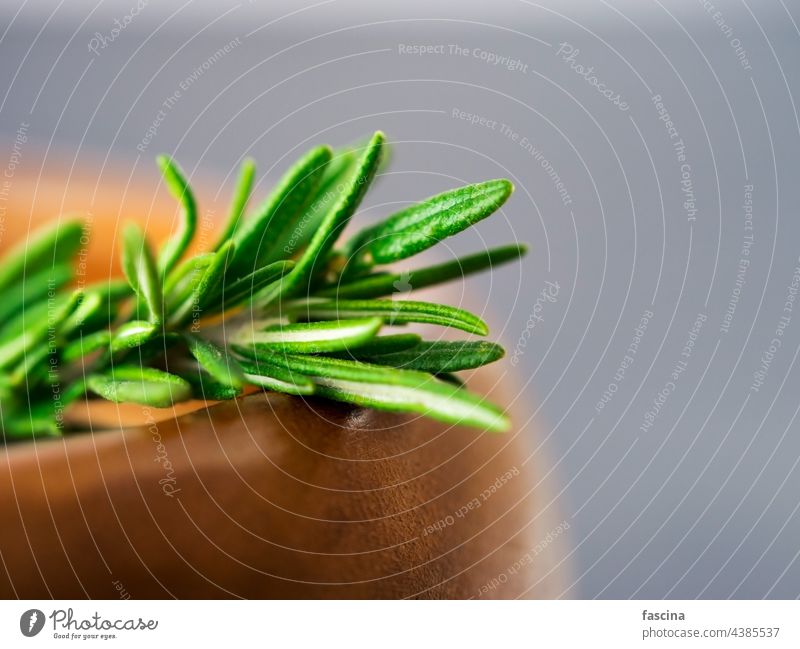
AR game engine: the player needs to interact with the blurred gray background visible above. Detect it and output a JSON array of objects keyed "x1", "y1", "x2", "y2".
[{"x1": 2, "y1": 0, "x2": 799, "y2": 598}]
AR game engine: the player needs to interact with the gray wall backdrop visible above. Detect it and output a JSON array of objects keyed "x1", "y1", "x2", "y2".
[{"x1": 2, "y1": 0, "x2": 799, "y2": 598}]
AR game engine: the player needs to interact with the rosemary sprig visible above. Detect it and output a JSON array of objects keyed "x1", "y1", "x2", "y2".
[{"x1": 0, "y1": 131, "x2": 525, "y2": 439}]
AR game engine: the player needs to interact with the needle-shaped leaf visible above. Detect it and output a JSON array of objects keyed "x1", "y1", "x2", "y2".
[
  {"x1": 181, "y1": 368, "x2": 243, "y2": 401},
  {"x1": 183, "y1": 333, "x2": 244, "y2": 389},
  {"x1": 61, "y1": 377, "x2": 91, "y2": 406},
  {"x1": 339, "y1": 333, "x2": 422, "y2": 356},
  {"x1": 358, "y1": 340, "x2": 505, "y2": 373},
  {"x1": 0, "y1": 219, "x2": 84, "y2": 293},
  {"x1": 86, "y1": 366, "x2": 192, "y2": 407},
  {"x1": 206, "y1": 260, "x2": 295, "y2": 313},
  {"x1": 156, "y1": 155, "x2": 197, "y2": 275},
  {"x1": 319, "y1": 244, "x2": 527, "y2": 299},
  {"x1": 259, "y1": 132, "x2": 384, "y2": 305},
  {"x1": 348, "y1": 179, "x2": 513, "y2": 266},
  {"x1": 65, "y1": 280, "x2": 132, "y2": 338},
  {"x1": 9, "y1": 345, "x2": 51, "y2": 388},
  {"x1": 0, "y1": 300, "x2": 50, "y2": 345},
  {"x1": 235, "y1": 356, "x2": 315, "y2": 396},
  {"x1": 61, "y1": 291, "x2": 103, "y2": 337},
  {"x1": 121, "y1": 223, "x2": 163, "y2": 325},
  {"x1": 284, "y1": 298, "x2": 488, "y2": 336},
  {"x1": 0, "y1": 290, "x2": 82, "y2": 369},
  {"x1": 109, "y1": 320, "x2": 158, "y2": 354},
  {"x1": 255, "y1": 353, "x2": 509, "y2": 432},
  {"x1": 213, "y1": 158, "x2": 255, "y2": 250},
  {"x1": 234, "y1": 317, "x2": 383, "y2": 354},
  {"x1": 265, "y1": 149, "x2": 357, "y2": 262},
  {"x1": 168, "y1": 240, "x2": 234, "y2": 326},
  {"x1": 0, "y1": 263, "x2": 73, "y2": 323},
  {"x1": 229, "y1": 145, "x2": 332, "y2": 277},
  {"x1": 163, "y1": 253, "x2": 214, "y2": 312},
  {"x1": 62, "y1": 330, "x2": 112, "y2": 363},
  {"x1": 81, "y1": 278, "x2": 133, "y2": 310}
]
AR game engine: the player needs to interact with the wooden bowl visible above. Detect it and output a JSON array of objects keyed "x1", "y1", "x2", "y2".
[{"x1": 0, "y1": 157, "x2": 570, "y2": 598}]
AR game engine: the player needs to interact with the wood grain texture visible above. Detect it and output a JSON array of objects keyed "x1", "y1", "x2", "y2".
[{"x1": 0, "y1": 390, "x2": 568, "y2": 598}]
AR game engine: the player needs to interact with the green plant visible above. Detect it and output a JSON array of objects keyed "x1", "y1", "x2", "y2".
[{"x1": 0, "y1": 131, "x2": 526, "y2": 439}]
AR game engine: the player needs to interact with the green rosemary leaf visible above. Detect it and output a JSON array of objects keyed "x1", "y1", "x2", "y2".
[
  {"x1": 0, "y1": 290, "x2": 82, "y2": 370},
  {"x1": 0, "y1": 263, "x2": 73, "y2": 323},
  {"x1": 0, "y1": 131, "x2": 523, "y2": 438},
  {"x1": 181, "y1": 369, "x2": 242, "y2": 401},
  {"x1": 229, "y1": 145, "x2": 332, "y2": 277},
  {"x1": 235, "y1": 317, "x2": 383, "y2": 354},
  {"x1": 0, "y1": 302, "x2": 48, "y2": 346},
  {"x1": 359, "y1": 340, "x2": 505, "y2": 373},
  {"x1": 0, "y1": 219, "x2": 84, "y2": 293},
  {"x1": 168, "y1": 240, "x2": 234, "y2": 326},
  {"x1": 121, "y1": 223, "x2": 163, "y2": 325},
  {"x1": 266, "y1": 149, "x2": 357, "y2": 262},
  {"x1": 86, "y1": 365, "x2": 192, "y2": 407},
  {"x1": 8, "y1": 345, "x2": 51, "y2": 388},
  {"x1": 236, "y1": 356, "x2": 315, "y2": 396},
  {"x1": 355, "y1": 134, "x2": 392, "y2": 173},
  {"x1": 61, "y1": 376, "x2": 90, "y2": 407},
  {"x1": 312, "y1": 379, "x2": 508, "y2": 431},
  {"x1": 257, "y1": 353, "x2": 508, "y2": 432},
  {"x1": 213, "y1": 158, "x2": 255, "y2": 250},
  {"x1": 109, "y1": 320, "x2": 158, "y2": 354},
  {"x1": 208, "y1": 260, "x2": 295, "y2": 313},
  {"x1": 62, "y1": 330, "x2": 112, "y2": 363},
  {"x1": 192, "y1": 239, "x2": 235, "y2": 304},
  {"x1": 336, "y1": 333, "x2": 422, "y2": 356},
  {"x1": 284, "y1": 298, "x2": 488, "y2": 336},
  {"x1": 64, "y1": 280, "x2": 132, "y2": 340},
  {"x1": 266, "y1": 139, "x2": 383, "y2": 261},
  {"x1": 82, "y1": 278, "x2": 133, "y2": 313},
  {"x1": 318, "y1": 244, "x2": 527, "y2": 299},
  {"x1": 163, "y1": 253, "x2": 214, "y2": 312},
  {"x1": 61, "y1": 291, "x2": 103, "y2": 337},
  {"x1": 156, "y1": 155, "x2": 197, "y2": 275},
  {"x1": 183, "y1": 333, "x2": 244, "y2": 389},
  {"x1": 348, "y1": 179, "x2": 513, "y2": 266},
  {"x1": 260, "y1": 132, "x2": 384, "y2": 305}
]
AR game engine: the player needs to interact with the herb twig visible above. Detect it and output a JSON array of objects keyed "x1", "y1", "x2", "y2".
[{"x1": 0, "y1": 131, "x2": 525, "y2": 439}]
